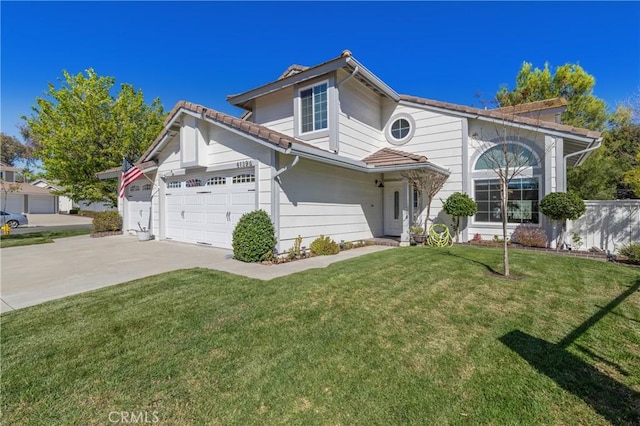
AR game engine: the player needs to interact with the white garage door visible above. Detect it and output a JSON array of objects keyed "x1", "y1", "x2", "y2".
[
  {"x1": 126, "y1": 182, "x2": 153, "y2": 231},
  {"x1": 29, "y1": 195, "x2": 56, "y2": 213},
  {"x1": 1, "y1": 194, "x2": 24, "y2": 213},
  {"x1": 165, "y1": 171, "x2": 256, "y2": 248}
]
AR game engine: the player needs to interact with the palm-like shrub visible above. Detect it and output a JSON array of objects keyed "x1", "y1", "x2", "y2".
[{"x1": 442, "y1": 192, "x2": 477, "y2": 242}]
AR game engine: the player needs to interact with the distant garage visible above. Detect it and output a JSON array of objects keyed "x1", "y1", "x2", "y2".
[
  {"x1": 163, "y1": 170, "x2": 257, "y2": 249},
  {"x1": 0, "y1": 184, "x2": 58, "y2": 214}
]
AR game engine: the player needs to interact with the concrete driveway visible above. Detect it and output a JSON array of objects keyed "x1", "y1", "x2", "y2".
[{"x1": 1, "y1": 234, "x2": 392, "y2": 313}]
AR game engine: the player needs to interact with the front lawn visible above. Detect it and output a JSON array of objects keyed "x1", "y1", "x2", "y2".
[
  {"x1": 2, "y1": 246, "x2": 639, "y2": 424},
  {"x1": 0, "y1": 228, "x2": 92, "y2": 248}
]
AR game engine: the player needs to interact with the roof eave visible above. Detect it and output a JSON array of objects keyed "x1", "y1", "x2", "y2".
[
  {"x1": 227, "y1": 55, "x2": 400, "y2": 109},
  {"x1": 399, "y1": 99, "x2": 600, "y2": 144}
]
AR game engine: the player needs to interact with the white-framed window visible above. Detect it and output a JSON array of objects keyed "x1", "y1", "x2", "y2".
[
  {"x1": 474, "y1": 143, "x2": 539, "y2": 170},
  {"x1": 129, "y1": 185, "x2": 140, "y2": 192},
  {"x1": 474, "y1": 178, "x2": 540, "y2": 224},
  {"x1": 385, "y1": 113, "x2": 416, "y2": 145},
  {"x1": 167, "y1": 181, "x2": 181, "y2": 189},
  {"x1": 186, "y1": 178, "x2": 203, "y2": 188},
  {"x1": 232, "y1": 173, "x2": 255, "y2": 184},
  {"x1": 142, "y1": 183, "x2": 152, "y2": 191},
  {"x1": 206, "y1": 177, "x2": 225, "y2": 186},
  {"x1": 300, "y1": 81, "x2": 328, "y2": 133}
]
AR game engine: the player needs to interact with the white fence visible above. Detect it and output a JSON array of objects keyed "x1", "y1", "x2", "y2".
[{"x1": 568, "y1": 200, "x2": 640, "y2": 253}]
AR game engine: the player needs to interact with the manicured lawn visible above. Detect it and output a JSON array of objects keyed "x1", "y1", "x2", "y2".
[
  {"x1": 2, "y1": 246, "x2": 639, "y2": 424},
  {"x1": 0, "y1": 228, "x2": 93, "y2": 248}
]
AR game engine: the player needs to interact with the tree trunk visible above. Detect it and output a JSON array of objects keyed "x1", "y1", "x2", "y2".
[
  {"x1": 423, "y1": 196, "x2": 432, "y2": 237},
  {"x1": 501, "y1": 178, "x2": 510, "y2": 276},
  {"x1": 454, "y1": 217, "x2": 460, "y2": 243}
]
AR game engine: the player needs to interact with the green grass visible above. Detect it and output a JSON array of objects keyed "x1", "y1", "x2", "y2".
[
  {"x1": 0, "y1": 228, "x2": 92, "y2": 248},
  {"x1": 2, "y1": 246, "x2": 639, "y2": 424}
]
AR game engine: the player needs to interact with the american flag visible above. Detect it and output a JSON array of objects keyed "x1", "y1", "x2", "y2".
[{"x1": 119, "y1": 158, "x2": 144, "y2": 198}]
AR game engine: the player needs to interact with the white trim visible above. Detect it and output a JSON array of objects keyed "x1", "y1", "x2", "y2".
[
  {"x1": 384, "y1": 113, "x2": 416, "y2": 146},
  {"x1": 297, "y1": 79, "x2": 329, "y2": 136}
]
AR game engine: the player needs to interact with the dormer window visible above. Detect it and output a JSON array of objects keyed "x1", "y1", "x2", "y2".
[{"x1": 300, "y1": 82, "x2": 328, "y2": 133}]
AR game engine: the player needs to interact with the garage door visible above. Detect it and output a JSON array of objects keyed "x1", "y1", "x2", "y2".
[
  {"x1": 28, "y1": 195, "x2": 56, "y2": 213},
  {"x1": 1, "y1": 194, "x2": 24, "y2": 213},
  {"x1": 126, "y1": 182, "x2": 153, "y2": 231},
  {"x1": 165, "y1": 171, "x2": 256, "y2": 248}
]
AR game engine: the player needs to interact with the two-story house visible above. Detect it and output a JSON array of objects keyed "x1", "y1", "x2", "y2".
[{"x1": 118, "y1": 51, "x2": 601, "y2": 251}]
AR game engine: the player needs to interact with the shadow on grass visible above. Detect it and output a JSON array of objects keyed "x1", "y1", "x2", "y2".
[
  {"x1": 500, "y1": 331, "x2": 639, "y2": 424},
  {"x1": 500, "y1": 279, "x2": 640, "y2": 425},
  {"x1": 440, "y1": 249, "x2": 501, "y2": 275}
]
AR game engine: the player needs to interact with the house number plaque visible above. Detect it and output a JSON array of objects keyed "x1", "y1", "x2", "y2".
[{"x1": 236, "y1": 160, "x2": 253, "y2": 169}]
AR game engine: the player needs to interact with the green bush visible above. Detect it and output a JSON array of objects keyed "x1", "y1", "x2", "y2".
[
  {"x1": 539, "y1": 192, "x2": 586, "y2": 221},
  {"x1": 310, "y1": 235, "x2": 340, "y2": 255},
  {"x1": 442, "y1": 192, "x2": 477, "y2": 242},
  {"x1": 618, "y1": 242, "x2": 640, "y2": 264},
  {"x1": 232, "y1": 210, "x2": 277, "y2": 263},
  {"x1": 92, "y1": 211, "x2": 122, "y2": 232},
  {"x1": 511, "y1": 224, "x2": 547, "y2": 248}
]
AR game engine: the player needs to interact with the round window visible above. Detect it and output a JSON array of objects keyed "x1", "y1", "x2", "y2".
[
  {"x1": 391, "y1": 118, "x2": 410, "y2": 140},
  {"x1": 385, "y1": 113, "x2": 415, "y2": 145}
]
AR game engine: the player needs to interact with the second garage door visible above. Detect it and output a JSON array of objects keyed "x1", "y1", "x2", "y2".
[{"x1": 165, "y1": 171, "x2": 256, "y2": 248}]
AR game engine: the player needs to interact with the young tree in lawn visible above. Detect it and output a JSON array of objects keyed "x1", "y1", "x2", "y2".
[
  {"x1": 471, "y1": 117, "x2": 550, "y2": 276},
  {"x1": 442, "y1": 192, "x2": 477, "y2": 243},
  {"x1": 401, "y1": 169, "x2": 448, "y2": 235},
  {"x1": 539, "y1": 192, "x2": 586, "y2": 250},
  {"x1": 24, "y1": 69, "x2": 165, "y2": 206}
]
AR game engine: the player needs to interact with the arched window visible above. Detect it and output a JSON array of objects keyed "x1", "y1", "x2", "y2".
[{"x1": 474, "y1": 144, "x2": 538, "y2": 170}]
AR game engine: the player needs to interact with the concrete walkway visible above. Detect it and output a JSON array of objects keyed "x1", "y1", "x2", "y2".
[
  {"x1": 25, "y1": 213, "x2": 93, "y2": 227},
  {"x1": 0, "y1": 235, "x2": 393, "y2": 313}
]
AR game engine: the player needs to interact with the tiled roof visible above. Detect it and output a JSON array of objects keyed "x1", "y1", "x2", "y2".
[
  {"x1": 142, "y1": 101, "x2": 316, "y2": 162},
  {"x1": 3, "y1": 182, "x2": 55, "y2": 195},
  {"x1": 0, "y1": 162, "x2": 21, "y2": 172},
  {"x1": 400, "y1": 95, "x2": 601, "y2": 140},
  {"x1": 278, "y1": 64, "x2": 309, "y2": 80},
  {"x1": 494, "y1": 97, "x2": 567, "y2": 115},
  {"x1": 363, "y1": 148, "x2": 428, "y2": 167}
]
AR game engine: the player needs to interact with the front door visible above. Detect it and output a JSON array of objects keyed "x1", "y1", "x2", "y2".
[{"x1": 384, "y1": 183, "x2": 403, "y2": 236}]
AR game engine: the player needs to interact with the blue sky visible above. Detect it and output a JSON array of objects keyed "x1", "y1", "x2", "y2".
[{"x1": 2, "y1": 1, "x2": 639, "y2": 143}]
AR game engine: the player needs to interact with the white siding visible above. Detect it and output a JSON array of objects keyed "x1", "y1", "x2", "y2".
[
  {"x1": 277, "y1": 157, "x2": 383, "y2": 252},
  {"x1": 337, "y1": 69, "x2": 384, "y2": 159},
  {"x1": 253, "y1": 87, "x2": 294, "y2": 135}
]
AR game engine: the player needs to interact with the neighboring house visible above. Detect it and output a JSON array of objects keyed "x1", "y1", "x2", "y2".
[
  {"x1": 32, "y1": 179, "x2": 115, "y2": 213},
  {"x1": 111, "y1": 51, "x2": 602, "y2": 251},
  {"x1": 0, "y1": 162, "x2": 59, "y2": 214}
]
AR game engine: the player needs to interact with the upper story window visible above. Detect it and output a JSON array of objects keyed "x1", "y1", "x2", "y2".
[
  {"x1": 129, "y1": 185, "x2": 140, "y2": 192},
  {"x1": 385, "y1": 113, "x2": 416, "y2": 145},
  {"x1": 142, "y1": 183, "x2": 152, "y2": 191},
  {"x1": 167, "y1": 181, "x2": 181, "y2": 189},
  {"x1": 474, "y1": 143, "x2": 538, "y2": 170},
  {"x1": 300, "y1": 82, "x2": 328, "y2": 133}
]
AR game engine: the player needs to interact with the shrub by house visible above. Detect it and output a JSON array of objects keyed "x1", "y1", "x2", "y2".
[{"x1": 232, "y1": 210, "x2": 277, "y2": 263}]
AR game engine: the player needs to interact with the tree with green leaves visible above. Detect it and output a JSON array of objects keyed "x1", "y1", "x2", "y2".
[
  {"x1": 539, "y1": 192, "x2": 586, "y2": 251},
  {"x1": 567, "y1": 106, "x2": 639, "y2": 199},
  {"x1": 24, "y1": 69, "x2": 165, "y2": 205},
  {"x1": 1, "y1": 133, "x2": 31, "y2": 166},
  {"x1": 442, "y1": 192, "x2": 477, "y2": 243},
  {"x1": 496, "y1": 61, "x2": 608, "y2": 131}
]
